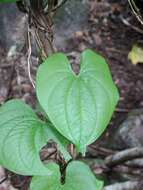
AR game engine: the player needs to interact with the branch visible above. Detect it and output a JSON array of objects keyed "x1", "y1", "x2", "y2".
[
  {"x1": 103, "y1": 181, "x2": 142, "y2": 190},
  {"x1": 105, "y1": 147, "x2": 143, "y2": 167},
  {"x1": 128, "y1": 0, "x2": 143, "y2": 26}
]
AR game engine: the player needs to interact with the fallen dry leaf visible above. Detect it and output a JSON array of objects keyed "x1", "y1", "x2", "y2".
[
  {"x1": 0, "y1": 166, "x2": 18, "y2": 190},
  {"x1": 128, "y1": 44, "x2": 143, "y2": 65}
]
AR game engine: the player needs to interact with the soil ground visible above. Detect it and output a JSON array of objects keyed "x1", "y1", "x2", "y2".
[{"x1": 0, "y1": 0, "x2": 143, "y2": 189}]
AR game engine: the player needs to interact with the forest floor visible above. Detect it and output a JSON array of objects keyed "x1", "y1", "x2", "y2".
[{"x1": 0, "y1": 0, "x2": 143, "y2": 189}]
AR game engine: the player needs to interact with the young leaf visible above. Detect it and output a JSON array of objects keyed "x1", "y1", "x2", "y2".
[
  {"x1": 36, "y1": 49, "x2": 119, "y2": 154},
  {"x1": 0, "y1": 100, "x2": 53, "y2": 175},
  {"x1": 30, "y1": 161, "x2": 103, "y2": 190}
]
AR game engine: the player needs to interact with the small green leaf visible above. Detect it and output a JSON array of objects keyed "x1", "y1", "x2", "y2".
[
  {"x1": 36, "y1": 49, "x2": 119, "y2": 154},
  {"x1": 30, "y1": 161, "x2": 103, "y2": 190},
  {"x1": 0, "y1": 100, "x2": 52, "y2": 176}
]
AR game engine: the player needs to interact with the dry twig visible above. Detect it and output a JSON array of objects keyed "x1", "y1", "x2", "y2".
[
  {"x1": 120, "y1": 16, "x2": 143, "y2": 35},
  {"x1": 128, "y1": 0, "x2": 143, "y2": 25},
  {"x1": 103, "y1": 180, "x2": 142, "y2": 190},
  {"x1": 105, "y1": 147, "x2": 143, "y2": 167},
  {"x1": 27, "y1": 25, "x2": 35, "y2": 88}
]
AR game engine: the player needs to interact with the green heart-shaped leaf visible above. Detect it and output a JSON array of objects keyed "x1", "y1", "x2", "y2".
[
  {"x1": 30, "y1": 161, "x2": 103, "y2": 190},
  {"x1": 0, "y1": 100, "x2": 52, "y2": 175},
  {"x1": 36, "y1": 49, "x2": 119, "y2": 153},
  {"x1": 0, "y1": 100, "x2": 70, "y2": 175}
]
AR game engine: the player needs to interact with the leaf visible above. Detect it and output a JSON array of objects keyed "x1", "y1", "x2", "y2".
[
  {"x1": 0, "y1": 100, "x2": 52, "y2": 176},
  {"x1": 35, "y1": 102, "x2": 71, "y2": 160},
  {"x1": 45, "y1": 121, "x2": 71, "y2": 161},
  {"x1": 0, "y1": 100, "x2": 70, "y2": 176},
  {"x1": 30, "y1": 161, "x2": 103, "y2": 190},
  {"x1": 128, "y1": 44, "x2": 143, "y2": 65},
  {"x1": 36, "y1": 49, "x2": 119, "y2": 153}
]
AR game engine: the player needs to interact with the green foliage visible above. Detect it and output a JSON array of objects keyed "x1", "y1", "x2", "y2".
[
  {"x1": 44, "y1": 121, "x2": 71, "y2": 161},
  {"x1": 0, "y1": 0, "x2": 17, "y2": 2},
  {"x1": 0, "y1": 100, "x2": 70, "y2": 175},
  {"x1": 0, "y1": 49, "x2": 119, "y2": 190},
  {"x1": 36, "y1": 49, "x2": 119, "y2": 154},
  {"x1": 30, "y1": 161, "x2": 103, "y2": 190}
]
